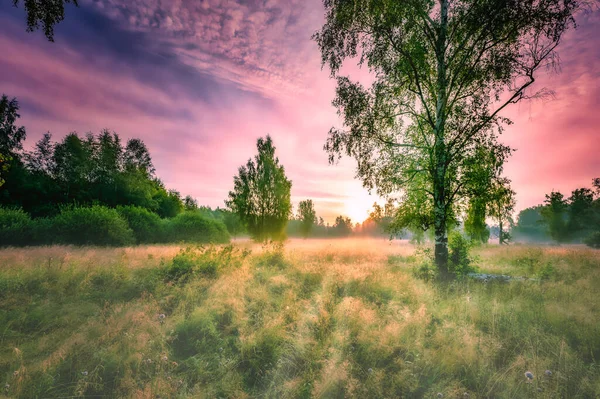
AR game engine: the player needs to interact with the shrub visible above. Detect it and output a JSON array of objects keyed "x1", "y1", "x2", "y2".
[
  {"x1": 255, "y1": 241, "x2": 286, "y2": 269},
  {"x1": 51, "y1": 206, "x2": 135, "y2": 246},
  {"x1": 584, "y1": 231, "x2": 600, "y2": 249},
  {"x1": 165, "y1": 245, "x2": 249, "y2": 282},
  {"x1": 116, "y1": 205, "x2": 164, "y2": 243},
  {"x1": 448, "y1": 231, "x2": 477, "y2": 276},
  {"x1": 166, "y1": 211, "x2": 230, "y2": 244},
  {"x1": 412, "y1": 247, "x2": 438, "y2": 281},
  {"x1": 537, "y1": 262, "x2": 557, "y2": 280},
  {"x1": 173, "y1": 310, "x2": 222, "y2": 358},
  {"x1": 0, "y1": 207, "x2": 36, "y2": 246}
]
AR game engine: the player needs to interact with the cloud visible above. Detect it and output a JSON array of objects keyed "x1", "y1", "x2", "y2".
[{"x1": 82, "y1": 0, "x2": 326, "y2": 97}]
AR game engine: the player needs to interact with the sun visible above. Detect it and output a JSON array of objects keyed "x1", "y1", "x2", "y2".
[{"x1": 343, "y1": 184, "x2": 380, "y2": 224}]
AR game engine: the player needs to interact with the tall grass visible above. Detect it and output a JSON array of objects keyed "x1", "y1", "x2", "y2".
[{"x1": 0, "y1": 239, "x2": 598, "y2": 398}]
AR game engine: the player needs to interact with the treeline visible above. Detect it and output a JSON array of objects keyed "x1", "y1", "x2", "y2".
[
  {"x1": 2, "y1": 128, "x2": 183, "y2": 218},
  {"x1": 286, "y1": 213, "x2": 355, "y2": 238},
  {"x1": 514, "y1": 178, "x2": 600, "y2": 247},
  {"x1": 0, "y1": 94, "x2": 242, "y2": 246}
]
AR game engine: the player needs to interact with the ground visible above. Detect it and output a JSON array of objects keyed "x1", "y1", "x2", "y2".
[{"x1": 0, "y1": 239, "x2": 599, "y2": 398}]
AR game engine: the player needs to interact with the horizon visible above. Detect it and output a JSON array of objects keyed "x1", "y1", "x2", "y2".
[{"x1": 1, "y1": 1, "x2": 598, "y2": 224}]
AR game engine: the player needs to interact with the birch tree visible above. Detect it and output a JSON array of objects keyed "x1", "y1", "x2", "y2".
[{"x1": 314, "y1": 0, "x2": 579, "y2": 275}]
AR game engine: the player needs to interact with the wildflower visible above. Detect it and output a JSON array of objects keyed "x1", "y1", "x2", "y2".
[
  {"x1": 219, "y1": 347, "x2": 223, "y2": 352},
  {"x1": 4, "y1": 384, "x2": 10, "y2": 391},
  {"x1": 437, "y1": 393, "x2": 443, "y2": 398},
  {"x1": 158, "y1": 314, "x2": 166, "y2": 321},
  {"x1": 81, "y1": 371, "x2": 88, "y2": 376},
  {"x1": 545, "y1": 370, "x2": 552, "y2": 377},
  {"x1": 13, "y1": 370, "x2": 19, "y2": 377},
  {"x1": 161, "y1": 355, "x2": 168, "y2": 362},
  {"x1": 524, "y1": 371, "x2": 534, "y2": 381},
  {"x1": 171, "y1": 361, "x2": 178, "y2": 368},
  {"x1": 368, "y1": 368, "x2": 373, "y2": 373}
]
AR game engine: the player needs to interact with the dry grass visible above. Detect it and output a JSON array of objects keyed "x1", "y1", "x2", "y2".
[{"x1": 0, "y1": 239, "x2": 599, "y2": 398}]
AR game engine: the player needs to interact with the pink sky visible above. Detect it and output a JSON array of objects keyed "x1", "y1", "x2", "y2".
[{"x1": 0, "y1": 1, "x2": 598, "y2": 223}]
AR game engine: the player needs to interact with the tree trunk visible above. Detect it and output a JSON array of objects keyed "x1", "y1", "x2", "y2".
[
  {"x1": 433, "y1": 0, "x2": 450, "y2": 276},
  {"x1": 499, "y1": 219, "x2": 504, "y2": 245},
  {"x1": 434, "y1": 186, "x2": 449, "y2": 275}
]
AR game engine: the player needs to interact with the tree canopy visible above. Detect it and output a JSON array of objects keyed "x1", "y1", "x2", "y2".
[
  {"x1": 298, "y1": 199, "x2": 317, "y2": 238},
  {"x1": 314, "y1": 0, "x2": 578, "y2": 274},
  {"x1": 226, "y1": 135, "x2": 292, "y2": 242}
]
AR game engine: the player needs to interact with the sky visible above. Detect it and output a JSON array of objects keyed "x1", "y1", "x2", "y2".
[{"x1": 0, "y1": 0, "x2": 598, "y2": 224}]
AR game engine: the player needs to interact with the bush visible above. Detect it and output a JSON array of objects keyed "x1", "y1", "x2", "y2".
[
  {"x1": 116, "y1": 205, "x2": 164, "y2": 243},
  {"x1": 51, "y1": 206, "x2": 135, "y2": 246},
  {"x1": 584, "y1": 231, "x2": 600, "y2": 249},
  {"x1": 166, "y1": 211, "x2": 230, "y2": 243},
  {"x1": 448, "y1": 231, "x2": 477, "y2": 276},
  {"x1": 412, "y1": 247, "x2": 438, "y2": 281},
  {"x1": 165, "y1": 245, "x2": 249, "y2": 282},
  {"x1": 255, "y1": 241, "x2": 286, "y2": 269},
  {"x1": 0, "y1": 207, "x2": 35, "y2": 246}
]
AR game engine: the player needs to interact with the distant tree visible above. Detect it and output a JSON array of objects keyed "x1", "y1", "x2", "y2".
[
  {"x1": 219, "y1": 209, "x2": 245, "y2": 238},
  {"x1": 93, "y1": 130, "x2": 123, "y2": 205},
  {"x1": 514, "y1": 205, "x2": 547, "y2": 240},
  {"x1": 315, "y1": 0, "x2": 579, "y2": 274},
  {"x1": 124, "y1": 138, "x2": 155, "y2": 177},
  {"x1": 333, "y1": 215, "x2": 353, "y2": 237},
  {"x1": 298, "y1": 199, "x2": 317, "y2": 238},
  {"x1": 184, "y1": 195, "x2": 199, "y2": 211},
  {"x1": 52, "y1": 132, "x2": 94, "y2": 203},
  {"x1": 25, "y1": 132, "x2": 54, "y2": 174},
  {"x1": 488, "y1": 178, "x2": 516, "y2": 244},
  {"x1": 226, "y1": 135, "x2": 292, "y2": 242},
  {"x1": 0, "y1": 95, "x2": 26, "y2": 187},
  {"x1": 369, "y1": 199, "x2": 396, "y2": 236},
  {"x1": 541, "y1": 191, "x2": 569, "y2": 242},
  {"x1": 155, "y1": 188, "x2": 183, "y2": 218},
  {"x1": 567, "y1": 187, "x2": 594, "y2": 238},
  {"x1": 10, "y1": 0, "x2": 79, "y2": 41},
  {"x1": 0, "y1": 95, "x2": 26, "y2": 157},
  {"x1": 593, "y1": 178, "x2": 600, "y2": 196},
  {"x1": 0, "y1": 155, "x2": 8, "y2": 187}
]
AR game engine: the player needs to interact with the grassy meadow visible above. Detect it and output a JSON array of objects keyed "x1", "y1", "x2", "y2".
[{"x1": 1, "y1": 239, "x2": 599, "y2": 398}]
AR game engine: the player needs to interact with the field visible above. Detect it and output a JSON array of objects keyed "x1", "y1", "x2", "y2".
[{"x1": 1, "y1": 239, "x2": 599, "y2": 398}]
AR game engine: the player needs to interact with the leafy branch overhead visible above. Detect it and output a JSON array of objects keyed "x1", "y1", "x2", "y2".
[{"x1": 12, "y1": 0, "x2": 79, "y2": 41}]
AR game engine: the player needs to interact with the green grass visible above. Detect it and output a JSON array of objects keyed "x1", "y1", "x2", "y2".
[{"x1": 0, "y1": 239, "x2": 599, "y2": 398}]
